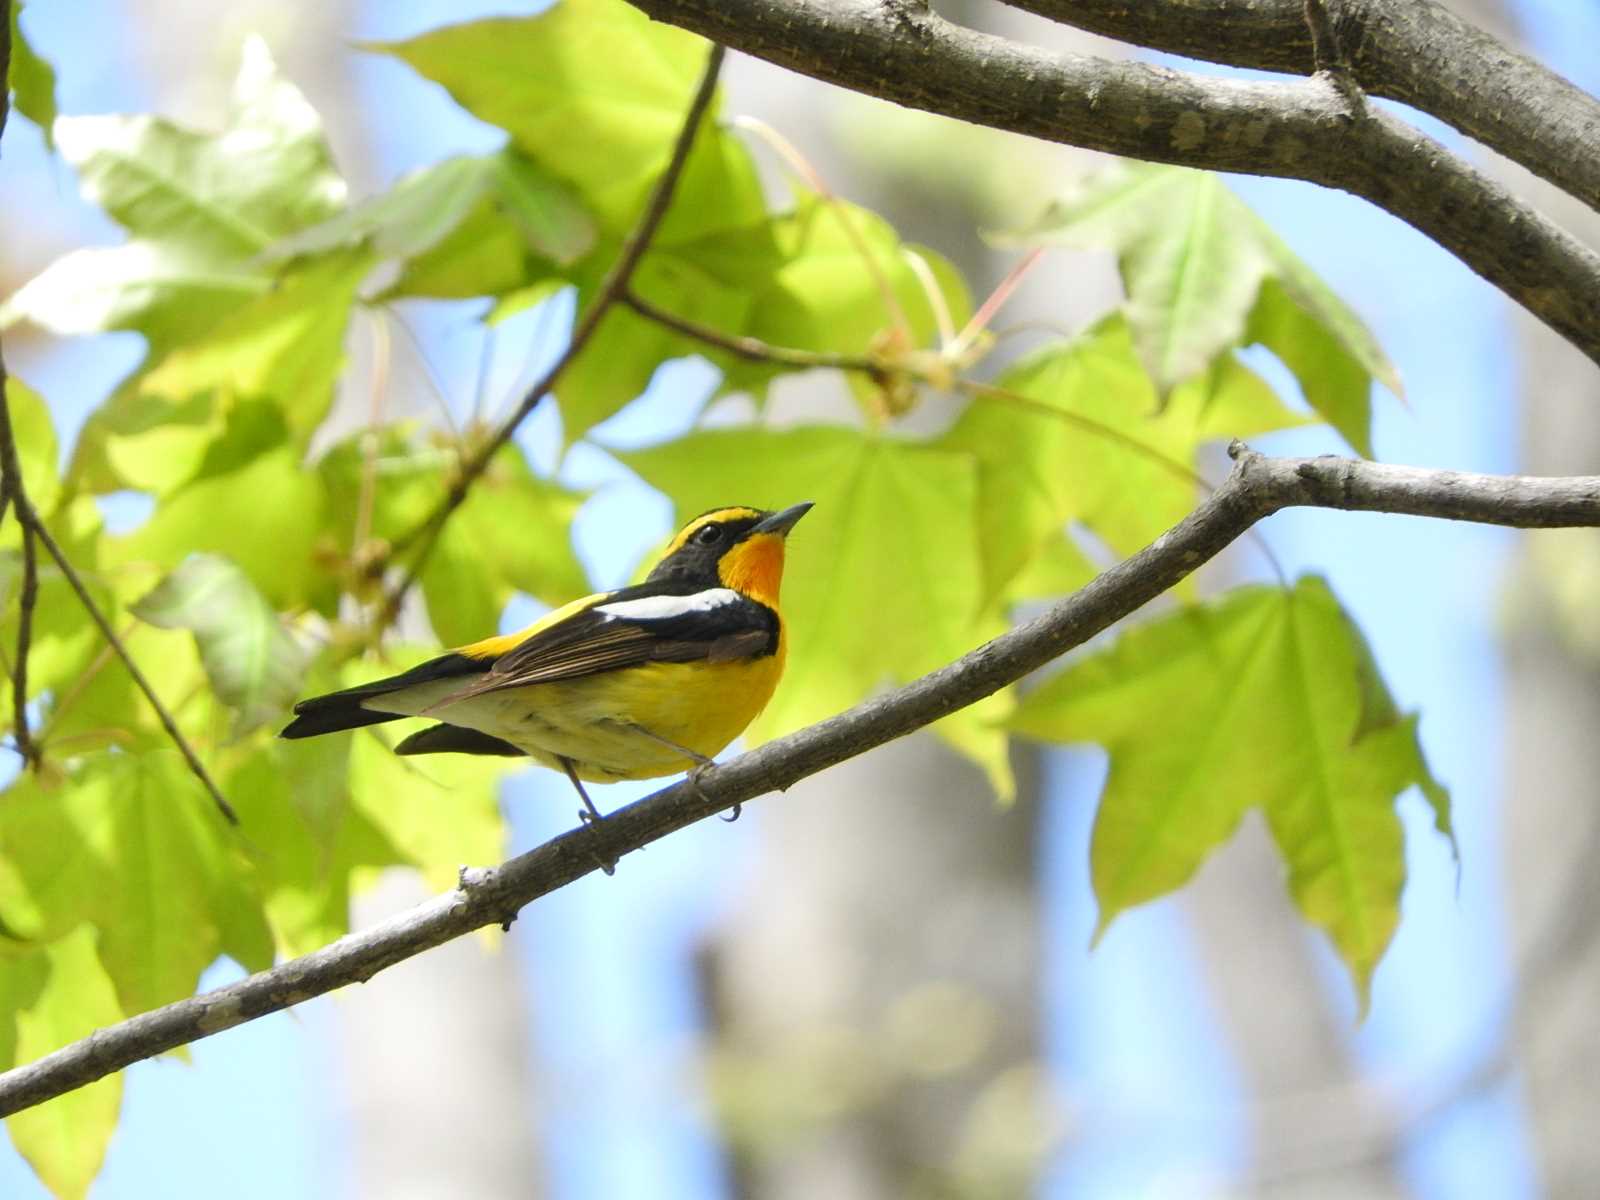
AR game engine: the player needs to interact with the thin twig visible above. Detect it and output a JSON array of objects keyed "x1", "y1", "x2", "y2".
[
  {"x1": 11, "y1": 524, "x2": 38, "y2": 765},
  {"x1": 1301, "y1": 0, "x2": 1362, "y2": 106},
  {"x1": 27, "y1": 517, "x2": 239, "y2": 825},
  {"x1": 0, "y1": 388, "x2": 40, "y2": 767},
  {"x1": 376, "y1": 43, "x2": 729, "y2": 625},
  {"x1": 4, "y1": 446, "x2": 1600, "y2": 1115},
  {"x1": 622, "y1": 290, "x2": 881, "y2": 373},
  {"x1": 0, "y1": 0, "x2": 26, "y2": 768}
]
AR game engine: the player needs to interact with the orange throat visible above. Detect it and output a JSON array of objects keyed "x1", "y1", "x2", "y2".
[{"x1": 719, "y1": 532, "x2": 785, "y2": 610}]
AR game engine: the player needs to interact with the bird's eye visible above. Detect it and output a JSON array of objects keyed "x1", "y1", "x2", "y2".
[{"x1": 695, "y1": 524, "x2": 724, "y2": 546}]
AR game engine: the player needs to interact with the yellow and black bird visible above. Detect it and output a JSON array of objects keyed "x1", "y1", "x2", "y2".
[{"x1": 281, "y1": 503, "x2": 812, "y2": 821}]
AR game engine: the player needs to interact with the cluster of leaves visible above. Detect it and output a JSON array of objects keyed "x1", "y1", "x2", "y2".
[{"x1": 0, "y1": 1, "x2": 1449, "y2": 1193}]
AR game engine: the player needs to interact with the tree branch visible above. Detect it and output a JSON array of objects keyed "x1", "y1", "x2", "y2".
[
  {"x1": 624, "y1": 1, "x2": 1600, "y2": 372},
  {"x1": 1002, "y1": 0, "x2": 1600, "y2": 216},
  {"x1": 5, "y1": 445, "x2": 1600, "y2": 1116},
  {"x1": 0, "y1": 378, "x2": 40, "y2": 769},
  {"x1": 24, "y1": 514, "x2": 239, "y2": 824},
  {"x1": 377, "y1": 42, "x2": 728, "y2": 622}
]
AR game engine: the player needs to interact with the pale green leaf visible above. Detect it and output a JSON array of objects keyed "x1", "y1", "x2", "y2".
[
  {"x1": 136, "y1": 249, "x2": 373, "y2": 441},
  {"x1": 7, "y1": 2, "x2": 57, "y2": 144},
  {"x1": 54, "y1": 37, "x2": 343, "y2": 256},
  {"x1": 367, "y1": 0, "x2": 764, "y2": 243},
  {"x1": 132, "y1": 553, "x2": 308, "y2": 736},
  {"x1": 940, "y1": 318, "x2": 1305, "y2": 604},
  {"x1": 0, "y1": 753, "x2": 272, "y2": 1018},
  {"x1": 4, "y1": 927, "x2": 124, "y2": 1200},
  {"x1": 0, "y1": 241, "x2": 270, "y2": 355},
  {"x1": 110, "y1": 428, "x2": 330, "y2": 612},
  {"x1": 2, "y1": 376, "x2": 59, "y2": 518},
  {"x1": 316, "y1": 432, "x2": 587, "y2": 644},
  {"x1": 1006, "y1": 162, "x2": 1396, "y2": 449},
  {"x1": 268, "y1": 149, "x2": 594, "y2": 274},
  {"x1": 226, "y1": 733, "x2": 404, "y2": 958},
  {"x1": 1008, "y1": 577, "x2": 1449, "y2": 1005},
  {"x1": 420, "y1": 445, "x2": 588, "y2": 644}
]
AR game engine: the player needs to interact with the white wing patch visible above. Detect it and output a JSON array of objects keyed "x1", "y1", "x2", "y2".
[{"x1": 595, "y1": 588, "x2": 743, "y2": 622}]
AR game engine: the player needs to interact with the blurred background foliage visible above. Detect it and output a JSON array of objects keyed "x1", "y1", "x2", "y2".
[{"x1": 0, "y1": 0, "x2": 1589, "y2": 1196}]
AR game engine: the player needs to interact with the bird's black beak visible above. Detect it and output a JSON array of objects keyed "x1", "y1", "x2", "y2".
[{"x1": 752, "y1": 501, "x2": 813, "y2": 537}]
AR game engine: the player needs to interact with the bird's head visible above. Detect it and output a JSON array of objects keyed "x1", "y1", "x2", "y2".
[{"x1": 647, "y1": 502, "x2": 813, "y2": 607}]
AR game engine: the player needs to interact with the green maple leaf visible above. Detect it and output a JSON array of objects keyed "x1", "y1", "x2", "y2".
[
  {"x1": 0, "y1": 753, "x2": 273, "y2": 1020},
  {"x1": 1008, "y1": 576, "x2": 1451, "y2": 1006},
  {"x1": 134, "y1": 249, "x2": 373, "y2": 442},
  {"x1": 255, "y1": 649, "x2": 511, "y2": 948},
  {"x1": 940, "y1": 316, "x2": 1308, "y2": 604},
  {"x1": 1, "y1": 36, "x2": 345, "y2": 357},
  {"x1": 7, "y1": 1, "x2": 57, "y2": 144},
  {"x1": 267, "y1": 149, "x2": 595, "y2": 302},
  {"x1": 1005, "y1": 162, "x2": 1398, "y2": 454},
  {"x1": 2, "y1": 928, "x2": 125, "y2": 1200},
  {"x1": 107, "y1": 402, "x2": 330, "y2": 612},
  {"x1": 368, "y1": 0, "x2": 764, "y2": 244},
  {"x1": 622, "y1": 424, "x2": 1014, "y2": 797},
  {"x1": 131, "y1": 554, "x2": 309, "y2": 737},
  {"x1": 225, "y1": 735, "x2": 403, "y2": 958}
]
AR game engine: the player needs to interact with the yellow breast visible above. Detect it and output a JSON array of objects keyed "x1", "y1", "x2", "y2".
[{"x1": 438, "y1": 642, "x2": 786, "y2": 782}]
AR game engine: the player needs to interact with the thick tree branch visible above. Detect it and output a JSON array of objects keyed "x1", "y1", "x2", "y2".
[
  {"x1": 624, "y1": 1, "x2": 1600, "y2": 371},
  {"x1": 5, "y1": 446, "x2": 1600, "y2": 1116},
  {"x1": 378, "y1": 43, "x2": 727, "y2": 621},
  {"x1": 1004, "y1": 0, "x2": 1600, "y2": 216}
]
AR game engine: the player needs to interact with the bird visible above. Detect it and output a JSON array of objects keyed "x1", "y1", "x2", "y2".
[{"x1": 281, "y1": 502, "x2": 813, "y2": 825}]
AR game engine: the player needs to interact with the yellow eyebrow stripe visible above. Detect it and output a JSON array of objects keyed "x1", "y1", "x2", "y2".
[{"x1": 661, "y1": 506, "x2": 763, "y2": 557}]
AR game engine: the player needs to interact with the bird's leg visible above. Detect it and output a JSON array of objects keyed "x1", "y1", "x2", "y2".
[
  {"x1": 559, "y1": 756, "x2": 615, "y2": 876},
  {"x1": 623, "y1": 723, "x2": 740, "y2": 822}
]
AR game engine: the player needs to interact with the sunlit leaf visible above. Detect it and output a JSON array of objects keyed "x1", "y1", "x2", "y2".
[
  {"x1": 2, "y1": 37, "x2": 345, "y2": 361},
  {"x1": 623, "y1": 424, "x2": 1013, "y2": 797},
  {"x1": 132, "y1": 553, "x2": 309, "y2": 736},
  {"x1": 1008, "y1": 577, "x2": 1449, "y2": 1006},
  {"x1": 1006, "y1": 162, "x2": 1396, "y2": 452},
  {"x1": 2, "y1": 376, "x2": 59, "y2": 518},
  {"x1": 0, "y1": 753, "x2": 272, "y2": 1018},
  {"x1": 0, "y1": 241, "x2": 270, "y2": 356},
  {"x1": 7, "y1": 1, "x2": 57, "y2": 144},
  {"x1": 3, "y1": 928, "x2": 124, "y2": 1200},
  {"x1": 136, "y1": 249, "x2": 373, "y2": 442},
  {"x1": 267, "y1": 149, "x2": 594, "y2": 294},
  {"x1": 347, "y1": 699, "x2": 508, "y2": 891},
  {"x1": 368, "y1": 0, "x2": 764, "y2": 243},
  {"x1": 107, "y1": 398, "x2": 329, "y2": 611},
  {"x1": 940, "y1": 317, "x2": 1306, "y2": 603},
  {"x1": 226, "y1": 734, "x2": 403, "y2": 958},
  {"x1": 422, "y1": 447, "x2": 587, "y2": 644},
  {"x1": 558, "y1": 196, "x2": 972, "y2": 443},
  {"x1": 55, "y1": 38, "x2": 343, "y2": 257}
]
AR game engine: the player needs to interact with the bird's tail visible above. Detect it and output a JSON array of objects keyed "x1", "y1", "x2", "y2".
[{"x1": 279, "y1": 691, "x2": 398, "y2": 739}]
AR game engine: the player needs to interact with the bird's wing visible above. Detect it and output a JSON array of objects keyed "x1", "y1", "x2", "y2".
[{"x1": 437, "y1": 582, "x2": 778, "y2": 704}]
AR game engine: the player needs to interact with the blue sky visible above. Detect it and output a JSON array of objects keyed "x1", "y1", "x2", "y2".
[{"x1": 3, "y1": 1, "x2": 1593, "y2": 1195}]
